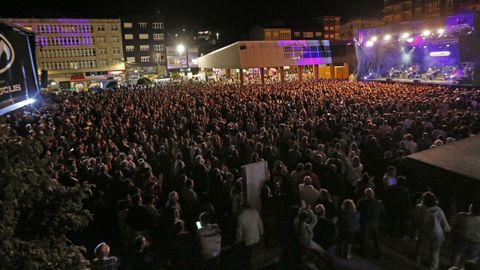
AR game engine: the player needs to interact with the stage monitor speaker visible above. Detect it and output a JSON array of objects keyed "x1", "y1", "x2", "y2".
[
  {"x1": 413, "y1": 79, "x2": 420, "y2": 83},
  {"x1": 40, "y1": 69, "x2": 48, "y2": 88}
]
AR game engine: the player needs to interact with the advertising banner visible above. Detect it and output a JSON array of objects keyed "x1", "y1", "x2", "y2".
[{"x1": 0, "y1": 22, "x2": 40, "y2": 115}]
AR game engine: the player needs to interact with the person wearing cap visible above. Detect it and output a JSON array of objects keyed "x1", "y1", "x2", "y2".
[{"x1": 91, "y1": 242, "x2": 119, "y2": 270}]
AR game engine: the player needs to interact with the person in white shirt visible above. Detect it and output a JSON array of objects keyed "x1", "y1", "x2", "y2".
[
  {"x1": 236, "y1": 202, "x2": 264, "y2": 268},
  {"x1": 196, "y1": 212, "x2": 221, "y2": 264},
  {"x1": 299, "y1": 176, "x2": 320, "y2": 206},
  {"x1": 401, "y1": 133, "x2": 418, "y2": 154},
  {"x1": 236, "y1": 203, "x2": 264, "y2": 247}
]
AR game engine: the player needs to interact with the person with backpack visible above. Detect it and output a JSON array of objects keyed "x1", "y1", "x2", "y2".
[{"x1": 416, "y1": 191, "x2": 451, "y2": 270}]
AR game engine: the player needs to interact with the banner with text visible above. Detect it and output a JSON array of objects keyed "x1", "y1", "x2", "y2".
[{"x1": 0, "y1": 23, "x2": 39, "y2": 115}]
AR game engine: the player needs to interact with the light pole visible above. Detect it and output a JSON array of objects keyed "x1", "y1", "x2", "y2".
[{"x1": 176, "y1": 44, "x2": 188, "y2": 78}]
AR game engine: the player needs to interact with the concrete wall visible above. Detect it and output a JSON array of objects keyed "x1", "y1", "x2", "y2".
[
  {"x1": 198, "y1": 42, "x2": 241, "y2": 69},
  {"x1": 198, "y1": 40, "x2": 333, "y2": 69}
]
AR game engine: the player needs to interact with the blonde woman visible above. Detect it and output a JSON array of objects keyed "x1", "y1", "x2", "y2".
[{"x1": 338, "y1": 199, "x2": 360, "y2": 259}]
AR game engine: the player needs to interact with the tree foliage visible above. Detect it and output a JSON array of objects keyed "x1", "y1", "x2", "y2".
[
  {"x1": 0, "y1": 120, "x2": 93, "y2": 269},
  {"x1": 137, "y1": 77, "x2": 153, "y2": 85}
]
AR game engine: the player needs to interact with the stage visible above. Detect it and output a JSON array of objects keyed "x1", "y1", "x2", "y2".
[
  {"x1": 356, "y1": 12, "x2": 480, "y2": 86},
  {"x1": 364, "y1": 77, "x2": 473, "y2": 86}
]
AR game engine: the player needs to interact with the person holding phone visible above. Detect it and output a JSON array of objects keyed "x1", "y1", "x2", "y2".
[{"x1": 196, "y1": 212, "x2": 221, "y2": 268}]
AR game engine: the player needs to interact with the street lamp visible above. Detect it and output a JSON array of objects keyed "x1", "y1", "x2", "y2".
[
  {"x1": 177, "y1": 44, "x2": 189, "y2": 76},
  {"x1": 176, "y1": 44, "x2": 185, "y2": 54}
]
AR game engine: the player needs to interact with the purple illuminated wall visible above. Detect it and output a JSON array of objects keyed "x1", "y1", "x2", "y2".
[
  {"x1": 277, "y1": 40, "x2": 332, "y2": 65},
  {"x1": 17, "y1": 19, "x2": 96, "y2": 47}
]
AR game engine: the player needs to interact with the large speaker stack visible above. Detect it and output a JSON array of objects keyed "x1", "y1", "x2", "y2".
[{"x1": 40, "y1": 69, "x2": 48, "y2": 88}]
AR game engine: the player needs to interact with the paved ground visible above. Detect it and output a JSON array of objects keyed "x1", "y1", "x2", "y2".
[{"x1": 247, "y1": 236, "x2": 454, "y2": 270}]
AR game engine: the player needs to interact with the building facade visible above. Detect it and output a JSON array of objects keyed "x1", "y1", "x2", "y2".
[
  {"x1": 263, "y1": 28, "x2": 292, "y2": 40},
  {"x1": 3, "y1": 18, "x2": 125, "y2": 88},
  {"x1": 460, "y1": 0, "x2": 480, "y2": 11},
  {"x1": 249, "y1": 16, "x2": 341, "y2": 42},
  {"x1": 320, "y1": 16, "x2": 342, "y2": 40},
  {"x1": 121, "y1": 16, "x2": 167, "y2": 81},
  {"x1": 341, "y1": 18, "x2": 383, "y2": 40},
  {"x1": 293, "y1": 16, "x2": 341, "y2": 40},
  {"x1": 291, "y1": 28, "x2": 323, "y2": 40},
  {"x1": 383, "y1": 0, "x2": 462, "y2": 24}
]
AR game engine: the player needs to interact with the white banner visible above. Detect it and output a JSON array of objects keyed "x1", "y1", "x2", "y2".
[{"x1": 242, "y1": 161, "x2": 268, "y2": 213}]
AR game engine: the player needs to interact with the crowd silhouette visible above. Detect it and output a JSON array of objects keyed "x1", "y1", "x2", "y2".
[{"x1": 4, "y1": 79, "x2": 480, "y2": 270}]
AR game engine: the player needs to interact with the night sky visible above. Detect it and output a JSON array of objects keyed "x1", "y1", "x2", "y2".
[{"x1": 0, "y1": 0, "x2": 384, "y2": 33}]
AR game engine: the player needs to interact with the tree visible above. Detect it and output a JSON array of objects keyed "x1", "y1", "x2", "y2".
[
  {"x1": 137, "y1": 77, "x2": 152, "y2": 85},
  {"x1": 0, "y1": 120, "x2": 93, "y2": 269},
  {"x1": 169, "y1": 72, "x2": 182, "y2": 81}
]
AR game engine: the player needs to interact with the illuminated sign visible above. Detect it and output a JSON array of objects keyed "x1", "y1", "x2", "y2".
[
  {"x1": 108, "y1": 70, "x2": 124, "y2": 75},
  {"x1": 429, "y1": 51, "x2": 451, "y2": 57},
  {"x1": 0, "y1": 22, "x2": 40, "y2": 115}
]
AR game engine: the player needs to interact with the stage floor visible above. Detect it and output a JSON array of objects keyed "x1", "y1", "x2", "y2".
[{"x1": 365, "y1": 77, "x2": 473, "y2": 86}]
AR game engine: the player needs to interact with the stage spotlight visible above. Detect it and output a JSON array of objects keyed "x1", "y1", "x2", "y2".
[
  {"x1": 423, "y1": 45, "x2": 428, "y2": 49},
  {"x1": 401, "y1": 32, "x2": 410, "y2": 39},
  {"x1": 446, "y1": 44, "x2": 450, "y2": 47},
  {"x1": 383, "y1": 34, "x2": 392, "y2": 41},
  {"x1": 437, "y1": 28, "x2": 445, "y2": 35},
  {"x1": 422, "y1": 30, "x2": 431, "y2": 36},
  {"x1": 371, "y1": 36, "x2": 378, "y2": 42},
  {"x1": 406, "y1": 37, "x2": 414, "y2": 43},
  {"x1": 366, "y1": 40, "x2": 374, "y2": 47}
]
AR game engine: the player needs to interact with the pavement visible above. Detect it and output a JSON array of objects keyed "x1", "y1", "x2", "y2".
[{"x1": 244, "y1": 235, "x2": 456, "y2": 270}]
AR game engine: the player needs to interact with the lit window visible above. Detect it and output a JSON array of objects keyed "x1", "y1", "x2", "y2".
[
  {"x1": 154, "y1": 44, "x2": 164, "y2": 51},
  {"x1": 125, "y1": 45, "x2": 135, "y2": 52},
  {"x1": 153, "y1": 33, "x2": 164, "y2": 40},
  {"x1": 99, "y1": 60, "x2": 108, "y2": 67},
  {"x1": 303, "y1": 32, "x2": 314, "y2": 38},
  {"x1": 153, "y1": 22, "x2": 164, "y2": 29},
  {"x1": 141, "y1": 56, "x2": 150, "y2": 62},
  {"x1": 125, "y1": 34, "x2": 134, "y2": 40},
  {"x1": 139, "y1": 33, "x2": 149, "y2": 39},
  {"x1": 140, "y1": 45, "x2": 150, "y2": 51},
  {"x1": 123, "y1": 22, "x2": 133, "y2": 28},
  {"x1": 126, "y1": 57, "x2": 135, "y2": 63}
]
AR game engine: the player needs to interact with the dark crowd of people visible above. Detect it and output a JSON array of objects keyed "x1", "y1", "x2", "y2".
[{"x1": 4, "y1": 79, "x2": 480, "y2": 270}]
